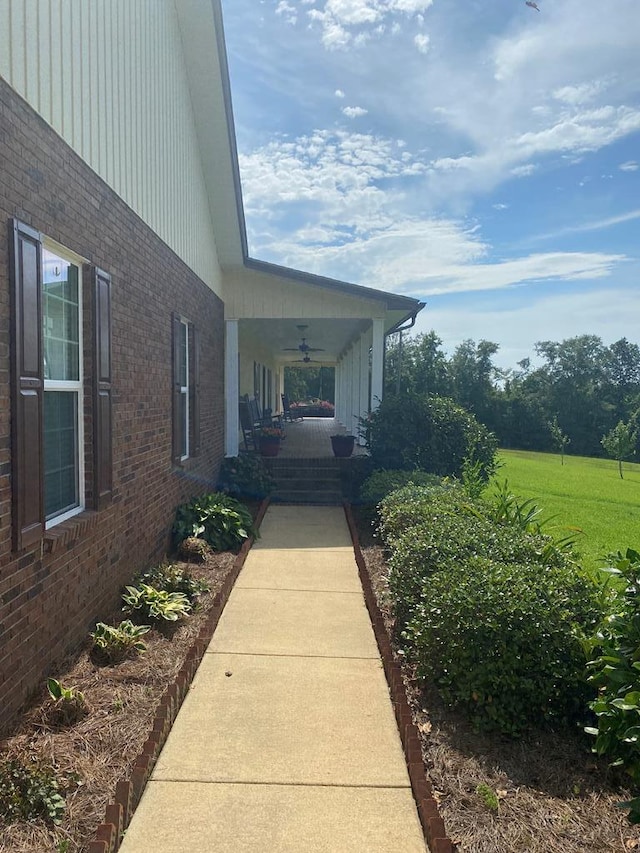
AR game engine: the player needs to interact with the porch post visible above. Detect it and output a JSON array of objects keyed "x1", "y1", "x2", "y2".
[
  {"x1": 371, "y1": 318, "x2": 384, "y2": 411},
  {"x1": 225, "y1": 319, "x2": 239, "y2": 457},
  {"x1": 351, "y1": 342, "x2": 360, "y2": 436},
  {"x1": 336, "y1": 356, "x2": 347, "y2": 427},
  {"x1": 358, "y1": 331, "x2": 370, "y2": 443}
]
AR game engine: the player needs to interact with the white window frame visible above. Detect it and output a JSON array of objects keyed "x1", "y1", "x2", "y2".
[
  {"x1": 43, "y1": 239, "x2": 85, "y2": 528},
  {"x1": 180, "y1": 318, "x2": 190, "y2": 461}
]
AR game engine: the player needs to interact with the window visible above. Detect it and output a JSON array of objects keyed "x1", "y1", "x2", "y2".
[
  {"x1": 172, "y1": 315, "x2": 200, "y2": 464},
  {"x1": 10, "y1": 219, "x2": 112, "y2": 550},
  {"x1": 42, "y1": 246, "x2": 83, "y2": 523}
]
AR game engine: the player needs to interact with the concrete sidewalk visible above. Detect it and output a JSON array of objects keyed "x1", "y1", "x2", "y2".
[{"x1": 118, "y1": 505, "x2": 426, "y2": 852}]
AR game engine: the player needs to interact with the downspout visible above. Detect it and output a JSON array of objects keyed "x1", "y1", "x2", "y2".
[{"x1": 383, "y1": 303, "x2": 425, "y2": 397}]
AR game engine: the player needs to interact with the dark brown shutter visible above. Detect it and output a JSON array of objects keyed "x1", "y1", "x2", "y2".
[
  {"x1": 9, "y1": 219, "x2": 44, "y2": 550},
  {"x1": 171, "y1": 313, "x2": 182, "y2": 464},
  {"x1": 190, "y1": 325, "x2": 201, "y2": 456},
  {"x1": 93, "y1": 268, "x2": 113, "y2": 509}
]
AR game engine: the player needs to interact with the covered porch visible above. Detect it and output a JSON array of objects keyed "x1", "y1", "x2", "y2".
[{"x1": 223, "y1": 260, "x2": 424, "y2": 457}]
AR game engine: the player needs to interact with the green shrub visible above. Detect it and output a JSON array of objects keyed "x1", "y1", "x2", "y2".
[
  {"x1": 360, "y1": 469, "x2": 442, "y2": 507},
  {"x1": 173, "y1": 492, "x2": 257, "y2": 552},
  {"x1": 381, "y1": 487, "x2": 569, "y2": 628},
  {"x1": 139, "y1": 563, "x2": 210, "y2": 604},
  {"x1": 586, "y1": 548, "x2": 640, "y2": 822},
  {"x1": 0, "y1": 757, "x2": 67, "y2": 824},
  {"x1": 406, "y1": 555, "x2": 600, "y2": 735},
  {"x1": 366, "y1": 393, "x2": 498, "y2": 480},
  {"x1": 122, "y1": 584, "x2": 191, "y2": 623},
  {"x1": 217, "y1": 454, "x2": 275, "y2": 500},
  {"x1": 90, "y1": 620, "x2": 151, "y2": 664}
]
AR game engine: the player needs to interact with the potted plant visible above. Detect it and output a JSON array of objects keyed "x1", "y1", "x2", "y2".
[
  {"x1": 258, "y1": 426, "x2": 284, "y2": 457},
  {"x1": 330, "y1": 434, "x2": 356, "y2": 457}
]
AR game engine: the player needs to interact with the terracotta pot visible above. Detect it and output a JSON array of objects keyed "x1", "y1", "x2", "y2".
[
  {"x1": 330, "y1": 435, "x2": 355, "y2": 458},
  {"x1": 259, "y1": 437, "x2": 281, "y2": 457}
]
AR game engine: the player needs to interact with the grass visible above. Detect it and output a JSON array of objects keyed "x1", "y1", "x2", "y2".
[{"x1": 492, "y1": 449, "x2": 640, "y2": 575}]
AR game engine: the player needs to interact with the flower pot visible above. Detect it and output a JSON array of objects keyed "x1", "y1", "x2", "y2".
[
  {"x1": 259, "y1": 436, "x2": 281, "y2": 457},
  {"x1": 330, "y1": 435, "x2": 355, "y2": 458}
]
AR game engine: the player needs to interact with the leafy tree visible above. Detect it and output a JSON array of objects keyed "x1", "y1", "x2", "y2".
[
  {"x1": 385, "y1": 331, "x2": 450, "y2": 398},
  {"x1": 601, "y1": 418, "x2": 638, "y2": 479},
  {"x1": 449, "y1": 338, "x2": 500, "y2": 428},
  {"x1": 284, "y1": 366, "x2": 335, "y2": 403}
]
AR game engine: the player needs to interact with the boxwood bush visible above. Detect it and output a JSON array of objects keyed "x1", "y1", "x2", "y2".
[
  {"x1": 380, "y1": 486, "x2": 570, "y2": 628},
  {"x1": 380, "y1": 484, "x2": 603, "y2": 734},
  {"x1": 359, "y1": 469, "x2": 442, "y2": 507},
  {"x1": 406, "y1": 555, "x2": 601, "y2": 734}
]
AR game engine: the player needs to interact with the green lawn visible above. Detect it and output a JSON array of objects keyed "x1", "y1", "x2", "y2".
[{"x1": 492, "y1": 449, "x2": 640, "y2": 575}]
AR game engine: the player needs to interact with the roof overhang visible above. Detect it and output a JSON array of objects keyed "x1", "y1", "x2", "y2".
[{"x1": 176, "y1": 0, "x2": 425, "y2": 355}]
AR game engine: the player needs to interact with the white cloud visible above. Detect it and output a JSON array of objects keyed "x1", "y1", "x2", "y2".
[
  {"x1": 493, "y1": 203, "x2": 509, "y2": 210},
  {"x1": 275, "y1": 1, "x2": 297, "y2": 25},
  {"x1": 335, "y1": 89, "x2": 346, "y2": 98},
  {"x1": 511, "y1": 164, "x2": 537, "y2": 178},
  {"x1": 620, "y1": 160, "x2": 639, "y2": 172},
  {"x1": 414, "y1": 33, "x2": 430, "y2": 54},
  {"x1": 342, "y1": 106, "x2": 368, "y2": 118},
  {"x1": 552, "y1": 80, "x2": 609, "y2": 106},
  {"x1": 534, "y1": 209, "x2": 640, "y2": 240},
  {"x1": 303, "y1": 0, "x2": 433, "y2": 50}
]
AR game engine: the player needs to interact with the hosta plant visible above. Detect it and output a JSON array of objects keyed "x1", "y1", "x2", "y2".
[
  {"x1": 122, "y1": 583, "x2": 191, "y2": 623},
  {"x1": 139, "y1": 563, "x2": 210, "y2": 603},
  {"x1": 90, "y1": 620, "x2": 150, "y2": 664},
  {"x1": 173, "y1": 492, "x2": 257, "y2": 552},
  {"x1": 46, "y1": 678, "x2": 89, "y2": 725}
]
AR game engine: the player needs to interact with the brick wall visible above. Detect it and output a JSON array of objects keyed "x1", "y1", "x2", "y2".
[{"x1": 0, "y1": 77, "x2": 226, "y2": 735}]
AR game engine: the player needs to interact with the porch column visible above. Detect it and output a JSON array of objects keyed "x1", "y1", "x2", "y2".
[
  {"x1": 351, "y1": 342, "x2": 360, "y2": 436},
  {"x1": 371, "y1": 318, "x2": 384, "y2": 411},
  {"x1": 336, "y1": 356, "x2": 346, "y2": 427},
  {"x1": 225, "y1": 319, "x2": 239, "y2": 457},
  {"x1": 358, "y1": 331, "x2": 370, "y2": 443}
]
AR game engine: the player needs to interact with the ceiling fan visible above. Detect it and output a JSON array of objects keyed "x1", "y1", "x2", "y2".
[
  {"x1": 288, "y1": 354, "x2": 319, "y2": 364},
  {"x1": 283, "y1": 324, "x2": 325, "y2": 354}
]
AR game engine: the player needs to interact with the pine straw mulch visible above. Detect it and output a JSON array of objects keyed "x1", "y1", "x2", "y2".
[
  {"x1": 354, "y1": 513, "x2": 640, "y2": 853},
  {"x1": 0, "y1": 549, "x2": 237, "y2": 853}
]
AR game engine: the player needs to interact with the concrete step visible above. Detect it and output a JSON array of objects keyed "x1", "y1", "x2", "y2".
[{"x1": 271, "y1": 490, "x2": 344, "y2": 504}]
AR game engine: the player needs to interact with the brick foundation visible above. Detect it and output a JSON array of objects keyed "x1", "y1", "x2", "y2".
[{"x1": 0, "y1": 77, "x2": 226, "y2": 735}]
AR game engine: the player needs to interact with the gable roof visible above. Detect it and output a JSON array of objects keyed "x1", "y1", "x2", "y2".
[{"x1": 175, "y1": 0, "x2": 424, "y2": 326}]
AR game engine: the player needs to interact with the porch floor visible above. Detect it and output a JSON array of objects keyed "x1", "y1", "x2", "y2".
[{"x1": 278, "y1": 416, "x2": 367, "y2": 458}]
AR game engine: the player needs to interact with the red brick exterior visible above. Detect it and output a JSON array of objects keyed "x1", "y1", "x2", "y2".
[{"x1": 0, "y1": 78, "x2": 226, "y2": 735}]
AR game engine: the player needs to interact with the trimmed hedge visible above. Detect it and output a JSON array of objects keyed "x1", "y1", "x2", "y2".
[
  {"x1": 381, "y1": 484, "x2": 603, "y2": 734},
  {"x1": 359, "y1": 469, "x2": 443, "y2": 507},
  {"x1": 406, "y1": 555, "x2": 599, "y2": 734}
]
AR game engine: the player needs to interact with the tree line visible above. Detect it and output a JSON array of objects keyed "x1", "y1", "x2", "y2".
[{"x1": 385, "y1": 332, "x2": 640, "y2": 463}]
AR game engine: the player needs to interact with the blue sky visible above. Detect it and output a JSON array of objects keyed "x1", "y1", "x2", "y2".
[{"x1": 220, "y1": 0, "x2": 640, "y2": 369}]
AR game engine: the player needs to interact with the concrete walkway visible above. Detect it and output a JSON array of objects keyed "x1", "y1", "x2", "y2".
[{"x1": 118, "y1": 505, "x2": 426, "y2": 852}]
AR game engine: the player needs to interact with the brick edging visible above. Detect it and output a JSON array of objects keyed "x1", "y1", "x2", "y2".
[
  {"x1": 87, "y1": 498, "x2": 270, "y2": 853},
  {"x1": 343, "y1": 502, "x2": 455, "y2": 853}
]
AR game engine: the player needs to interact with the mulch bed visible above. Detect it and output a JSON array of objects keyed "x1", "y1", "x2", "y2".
[
  {"x1": 352, "y1": 508, "x2": 640, "y2": 853},
  {"x1": 0, "y1": 549, "x2": 237, "y2": 853}
]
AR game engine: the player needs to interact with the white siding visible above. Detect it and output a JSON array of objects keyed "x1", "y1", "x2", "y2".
[{"x1": 0, "y1": 0, "x2": 222, "y2": 295}]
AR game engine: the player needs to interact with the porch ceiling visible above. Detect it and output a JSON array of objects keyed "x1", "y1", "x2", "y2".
[{"x1": 239, "y1": 318, "x2": 371, "y2": 366}]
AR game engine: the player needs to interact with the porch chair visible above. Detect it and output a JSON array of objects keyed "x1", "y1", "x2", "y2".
[{"x1": 281, "y1": 394, "x2": 303, "y2": 422}]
